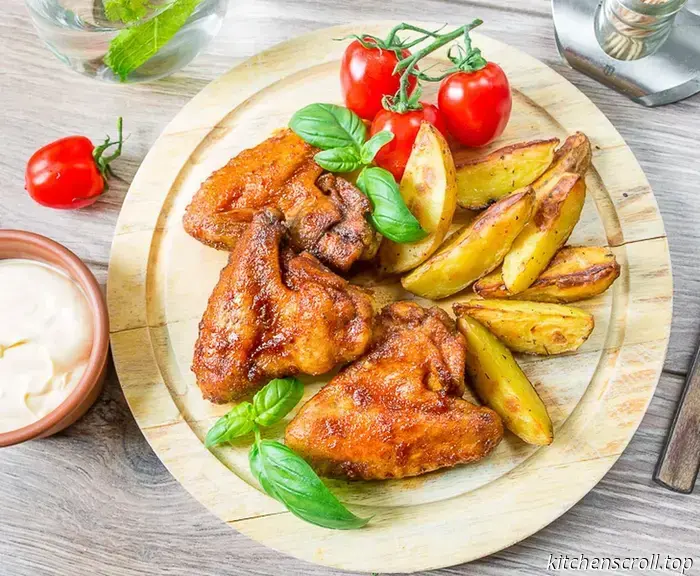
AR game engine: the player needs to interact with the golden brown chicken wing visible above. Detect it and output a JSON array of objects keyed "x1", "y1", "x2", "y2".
[
  {"x1": 183, "y1": 129, "x2": 379, "y2": 272},
  {"x1": 192, "y1": 208, "x2": 374, "y2": 404},
  {"x1": 285, "y1": 302, "x2": 504, "y2": 480}
]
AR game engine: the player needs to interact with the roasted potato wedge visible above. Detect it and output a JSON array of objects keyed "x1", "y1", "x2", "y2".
[
  {"x1": 454, "y1": 138, "x2": 559, "y2": 209},
  {"x1": 457, "y1": 315, "x2": 553, "y2": 445},
  {"x1": 534, "y1": 131, "x2": 591, "y2": 195},
  {"x1": 454, "y1": 299, "x2": 594, "y2": 355},
  {"x1": 379, "y1": 123, "x2": 458, "y2": 274},
  {"x1": 474, "y1": 246, "x2": 621, "y2": 302},
  {"x1": 502, "y1": 173, "x2": 586, "y2": 294},
  {"x1": 401, "y1": 187, "x2": 535, "y2": 299}
]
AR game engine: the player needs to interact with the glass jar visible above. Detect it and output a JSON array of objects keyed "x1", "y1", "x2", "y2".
[
  {"x1": 25, "y1": 0, "x2": 228, "y2": 83},
  {"x1": 595, "y1": 0, "x2": 687, "y2": 60}
]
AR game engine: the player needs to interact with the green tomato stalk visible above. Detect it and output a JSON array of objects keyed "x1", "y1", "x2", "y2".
[
  {"x1": 340, "y1": 23, "x2": 444, "y2": 56},
  {"x1": 382, "y1": 19, "x2": 484, "y2": 114}
]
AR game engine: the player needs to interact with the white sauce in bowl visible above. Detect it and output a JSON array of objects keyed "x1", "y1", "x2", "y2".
[{"x1": 0, "y1": 259, "x2": 93, "y2": 433}]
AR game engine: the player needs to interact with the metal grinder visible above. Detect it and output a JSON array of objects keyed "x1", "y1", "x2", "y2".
[{"x1": 552, "y1": 0, "x2": 700, "y2": 106}]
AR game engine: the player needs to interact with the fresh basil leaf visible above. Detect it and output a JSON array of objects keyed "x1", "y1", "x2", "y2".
[
  {"x1": 205, "y1": 402, "x2": 256, "y2": 448},
  {"x1": 249, "y1": 439, "x2": 370, "y2": 530},
  {"x1": 314, "y1": 147, "x2": 363, "y2": 173},
  {"x1": 104, "y1": 0, "x2": 201, "y2": 82},
  {"x1": 252, "y1": 378, "x2": 305, "y2": 427},
  {"x1": 289, "y1": 104, "x2": 366, "y2": 150},
  {"x1": 360, "y1": 130, "x2": 394, "y2": 164},
  {"x1": 356, "y1": 167, "x2": 427, "y2": 243}
]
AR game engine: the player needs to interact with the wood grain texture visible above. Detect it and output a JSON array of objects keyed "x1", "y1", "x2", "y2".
[
  {"x1": 0, "y1": 1, "x2": 698, "y2": 574},
  {"x1": 106, "y1": 21, "x2": 671, "y2": 572}
]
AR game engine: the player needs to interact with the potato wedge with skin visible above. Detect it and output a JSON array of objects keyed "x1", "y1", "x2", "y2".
[
  {"x1": 454, "y1": 299, "x2": 594, "y2": 355},
  {"x1": 475, "y1": 246, "x2": 620, "y2": 302},
  {"x1": 502, "y1": 173, "x2": 586, "y2": 294},
  {"x1": 379, "y1": 123, "x2": 458, "y2": 274},
  {"x1": 534, "y1": 132, "x2": 591, "y2": 196},
  {"x1": 454, "y1": 138, "x2": 559, "y2": 209},
  {"x1": 401, "y1": 187, "x2": 535, "y2": 299},
  {"x1": 457, "y1": 315, "x2": 553, "y2": 445}
]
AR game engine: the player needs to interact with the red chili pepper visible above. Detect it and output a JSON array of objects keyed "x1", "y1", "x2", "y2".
[{"x1": 25, "y1": 118, "x2": 124, "y2": 209}]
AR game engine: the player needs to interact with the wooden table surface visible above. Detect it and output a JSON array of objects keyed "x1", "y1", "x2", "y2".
[{"x1": 1, "y1": 1, "x2": 699, "y2": 574}]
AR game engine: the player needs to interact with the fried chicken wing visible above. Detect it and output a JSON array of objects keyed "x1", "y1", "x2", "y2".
[
  {"x1": 183, "y1": 129, "x2": 379, "y2": 271},
  {"x1": 192, "y1": 208, "x2": 374, "y2": 404},
  {"x1": 285, "y1": 302, "x2": 504, "y2": 480}
]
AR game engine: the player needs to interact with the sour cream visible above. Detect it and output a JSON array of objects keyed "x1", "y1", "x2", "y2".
[{"x1": 0, "y1": 259, "x2": 93, "y2": 433}]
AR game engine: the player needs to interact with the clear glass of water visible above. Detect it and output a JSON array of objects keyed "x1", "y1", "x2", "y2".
[{"x1": 25, "y1": 0, "x2": 228, "y2": 83}]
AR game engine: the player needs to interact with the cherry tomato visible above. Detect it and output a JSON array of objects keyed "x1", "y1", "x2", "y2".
[
  {"x1": 369, "y1": 104, "x2": 446, "y2": 181},
  {"x1": 25, "y1": 119, "x2": 123, "y2": 210},
  {"x1": 438, "y1": 62, "x2": 512, "y2": 147},
  {"x1": 340, "y1": 39, "x2": 418, "y2": 121}
]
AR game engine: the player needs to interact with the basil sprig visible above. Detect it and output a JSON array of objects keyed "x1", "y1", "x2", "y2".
[
  {"x1": 250, "y1": 432, "x2": 370, "y2": 530},
  {"x1": 356, "y1": 167, "x2": 427, "y2": 243},
  {"x1": 205, "y1": 377, "x2": 370, "y2": 530},
  {"x1": 290, "y1": 103, "x2": 390, "y2": 173},
  {"x1": 204, "y1": 401, "x2": 256, "y2": 448},
  {"x1": 253, "y1": 378, "x2": 304, "y2": 427},
  {"x1": 360, "y1": 130, "x2": 394, "y2": 165},
  {"x1": 313, "y1": 146, "x2": 363, "y2": 173},
  {"x1": 289, "y1": 103, "x2": 426, "y2": 243},
  {"x1": 290, "y1": 103, "x2": 366, "y2": 150}
]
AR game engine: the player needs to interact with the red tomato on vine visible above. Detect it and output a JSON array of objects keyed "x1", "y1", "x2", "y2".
[
  {"x1": 437, "y1": 40, "x2": 511, "y2": 147},
  {"x1": 340, "y1": 38, "x2": 417, "y2": 121},
  {"x1": 438, "y1": 63, "x2": 511, "y2": 147},
  {"x1": 370, "y1": 104, "x2": 446, "y2": 181}
]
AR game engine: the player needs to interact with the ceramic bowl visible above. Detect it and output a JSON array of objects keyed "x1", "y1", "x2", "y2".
[{"x1": 0, "y1": 230, "x2": 109, "y2": 447}]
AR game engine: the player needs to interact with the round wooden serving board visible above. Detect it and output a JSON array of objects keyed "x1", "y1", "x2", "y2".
[{"x1": 107, "y1": 22, "x2": 673, "y2": 573}]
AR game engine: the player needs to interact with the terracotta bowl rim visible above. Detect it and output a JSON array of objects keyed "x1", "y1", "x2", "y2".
[{"x1": 0, "y1": 230, "x2": 109, "y2": 447}]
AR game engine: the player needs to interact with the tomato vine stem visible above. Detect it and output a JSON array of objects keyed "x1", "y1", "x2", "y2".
[
  {"x1": 382, "y1": 19, "x2": 484, "y2": 114},
  {"x1": 337, "y1": 23, "x2": 441, "y2": 57}
]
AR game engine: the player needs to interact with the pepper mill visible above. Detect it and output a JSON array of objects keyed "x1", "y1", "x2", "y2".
[{"x1": 552, "y1": 0, "x2": 700, "y2": 106}]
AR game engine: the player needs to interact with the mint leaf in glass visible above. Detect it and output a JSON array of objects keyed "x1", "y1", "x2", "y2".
[
  {"x1": 104, "y1": 0, "x2": 201, "y2": 81},
  {"x1": 104, "y1": 0, "x2": 153, "y2": 24}
]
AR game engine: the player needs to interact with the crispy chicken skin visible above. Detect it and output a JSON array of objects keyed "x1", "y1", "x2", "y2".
[
  {"x1": 192, "y1": 208, "x2": 374, "y2": 404},
  {"x1": 183, "y1": 129, "x2": 379, "y2": 272},
  {"x1": 285, "y1": 302, "x2": 504, "y2": 480}
]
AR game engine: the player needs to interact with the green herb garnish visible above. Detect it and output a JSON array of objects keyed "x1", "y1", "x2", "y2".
[
  {"x1": 204, "y1": 401, "x2": 256, "y2": 448},
  {"x1": 104, "y1": 0, "x2": 201, "y2": 81},
  {"x1": 252, "y1": 377, "x2": 305, "y2": 427},
  {"x1": 250, "y1": 431, "x2": 370, "y2": 530},
  {"x1": 289, "y1": 103, "x2": 367, "y2": 151},
  {"x1": 289, "y1": 103, "x2": 425, "y2": 243},
  {"x1": 356, "y1": 166, "x2": 427, "y2": 243},
  {"x1": 205, "y1": 377, "x2": 370, "y2": 530}
]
